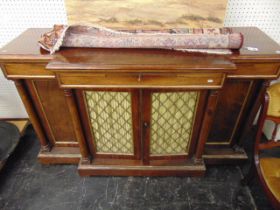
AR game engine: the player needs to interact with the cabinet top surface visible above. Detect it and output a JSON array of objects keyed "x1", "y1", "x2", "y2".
[{"x1": 0, "y1": 27, "x2": 280, "y2": 67}]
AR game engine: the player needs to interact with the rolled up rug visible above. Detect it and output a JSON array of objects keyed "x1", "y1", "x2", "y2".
[{"x1": 38, "y1": 25, "x2": 243, "y2": 54}]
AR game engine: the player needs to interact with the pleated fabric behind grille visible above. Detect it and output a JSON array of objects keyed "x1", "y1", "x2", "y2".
[
  {"x1": 150, "y1": 92, "x2": 199, "y2": 155},
  {"x1": 85, "y1": 91, "x2": 134, "y2": 154}
]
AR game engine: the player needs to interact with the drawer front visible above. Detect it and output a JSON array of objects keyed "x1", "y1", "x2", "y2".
[
  {"x1": 3, "y1": 64, "x2": 55, "y2": 79},
  {"x1": 228, "y1": 63, "x2": 280, "y2": 79},
  {"x1": 57, "y1": 72, "x2": 225, "y2": 89}
]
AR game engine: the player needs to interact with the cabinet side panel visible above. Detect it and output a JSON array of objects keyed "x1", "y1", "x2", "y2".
[
  {"x1": 32, "y1": 80, "x2": 77, "y2": 144},
  {"x1": 207, "y1": 79, "x2": 253, "y2": 144}
]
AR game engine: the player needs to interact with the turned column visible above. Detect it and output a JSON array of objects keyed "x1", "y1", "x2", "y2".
[
  {"x1": 195, "y1": 90, "x2": 220, "y2": 160},
  {"x1": 64, "y1": 89, "x2": 90, "y2": 163},
  {"x1": 14, "y1": 80, "x2": 50, "y2": 152}
]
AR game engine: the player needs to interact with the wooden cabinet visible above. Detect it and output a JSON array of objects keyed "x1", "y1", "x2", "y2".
[{"x1": 0, "y1": 27, "x2": 280, "y2": 176}]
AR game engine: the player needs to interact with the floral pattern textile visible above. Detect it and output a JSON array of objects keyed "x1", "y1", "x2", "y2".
[{"x1": 38, "y1": 25, "x2": 243, "y2": 54}]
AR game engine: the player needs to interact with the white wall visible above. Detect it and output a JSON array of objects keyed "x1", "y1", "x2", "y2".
[
  {"x1": 0, "y1": 0, "x2": 67, "y2": 118},
  {"x1": 224, "y1": 0, "x2": 280, "y2": 43}
]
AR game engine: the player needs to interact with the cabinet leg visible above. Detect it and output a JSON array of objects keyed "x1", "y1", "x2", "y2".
[
  {"x1": 195, "y1": 90, "x2": 220, "y2": 160},
  {"x1": 14, "y1": 80, "x2": 51, "y2": 152},
  {"x1": 238, "y1": 80, "x2": 268, "y2": 147},
  {"x1": 64, "y1": 89, "x2": 90, "y2": 162},
  {"x1": 241, "y1": 162, "x2": 256, "y2": 186}
]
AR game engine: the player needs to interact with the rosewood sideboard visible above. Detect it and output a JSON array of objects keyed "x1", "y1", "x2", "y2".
[{"x1": 0, "y1": 27, "x2": 279, "y2": 176}]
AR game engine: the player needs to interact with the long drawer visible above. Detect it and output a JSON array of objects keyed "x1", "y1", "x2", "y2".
[{"x1": 56, "y1": 72, "x2": 226, "y2": 89}]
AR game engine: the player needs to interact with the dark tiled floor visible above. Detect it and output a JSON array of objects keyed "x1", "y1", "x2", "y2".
[
  {"x1": 0, "y1": 126, "x2": 272, "y2": 210},
  {"x1": 239, "y1": 129, "x2": 277, "y2": 210}
]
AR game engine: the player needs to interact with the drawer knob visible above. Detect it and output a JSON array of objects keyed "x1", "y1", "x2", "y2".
[
  {"x1": 207, "y1": 79, "x2": 214, "y2": 83},
  {"x1": 138, "y1": 74, "x2": 142, "y2": 82}
]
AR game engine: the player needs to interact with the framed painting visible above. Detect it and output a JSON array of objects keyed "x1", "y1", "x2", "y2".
[{"x1": 65, "y1": 0, "x2": 228, "y2": 29}]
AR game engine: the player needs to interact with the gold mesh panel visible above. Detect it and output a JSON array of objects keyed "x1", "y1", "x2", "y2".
[
  {"x1": 85, "y1": 91, "x2": 134, "y2": 154},
  {"x1": 150, "y1": 92, "x2": 199, "y2": 155}
]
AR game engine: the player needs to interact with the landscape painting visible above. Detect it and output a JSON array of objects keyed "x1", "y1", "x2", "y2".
[{"x1": 65, "y1": 0, "x2": 228, "y2": 29}]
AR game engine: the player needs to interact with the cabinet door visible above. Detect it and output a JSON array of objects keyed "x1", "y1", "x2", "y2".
[
  {"x1": 77, "y1": 89, "x2": 141, "y2": 160},
  {"x1": 142, "y1": 90, "x2": 206, "y2": 163}
]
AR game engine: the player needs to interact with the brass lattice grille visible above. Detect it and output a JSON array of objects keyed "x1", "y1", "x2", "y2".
[
  {"x1": 150, "y1": 92, "x2": 199, "y2": 155},
  {"x1": 85, "y1": 91, "x2": 134, "y2": 154}
]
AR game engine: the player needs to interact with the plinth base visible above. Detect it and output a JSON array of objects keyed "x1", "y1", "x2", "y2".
[
  {"x1": 78, "y1": 158, "x2": 206, "y2": 177},
  {"x1": 203, "y1": 145, "x2": 248, "y2": 164},
  {"x1": 38, "y1": 146, "x2": 81, "y2": 164}
]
